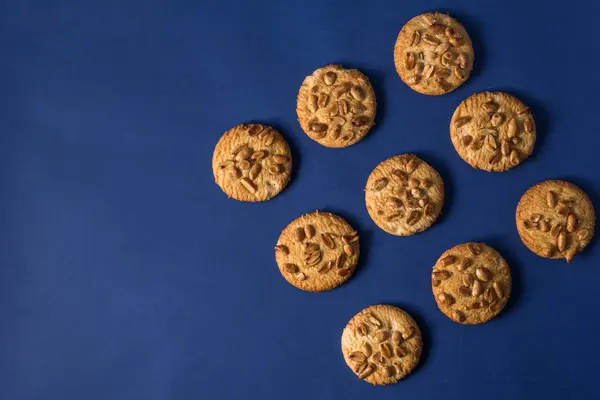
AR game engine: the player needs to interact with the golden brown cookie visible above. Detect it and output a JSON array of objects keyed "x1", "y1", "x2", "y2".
[
  {"x1": 275, "y1": 211, "x2": 359, "y2": 292},
  {"x1": 394, "y1": 12, "x2": 474, "y2": 95},
  {"x1": 516, "y1": 180, "x2": 595, "y2": 262},
  {"x1": 212, "y1": 123, "x2": 292, "y2": 202},
  {"x1": 432, "y1": 243, "x2": 512, "y2": 324},
  {"x1": 296, "y1": 64, "x2": 377, "y2": 148},
  {"x1": 450, "y1": 92, "x2": 536, "y2": 172},
  {"x1": 365, "y1": 154, "x2": 444, "y2": 236},
  {"x1": 341, "y1": 305, "x2": 422, "y2": 385}
]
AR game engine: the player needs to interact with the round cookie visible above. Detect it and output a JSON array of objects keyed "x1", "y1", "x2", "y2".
[
  {"x1": 341, "y1": 305, "x2": 422, "y2": 385},
  {"x1": 296, "y1": 64, "x2": 377, "y2": 148},
  {"x1": 450, "y1": 92, "x2": 536, "y2": 172},
  {"x1": 394, "y1": 11, "x2": 474, "y2": 95},
  {"x1": 212, "y1": 123, "x2": 292, "y2": 202},
  {"x1": 365, "y1": 154, "x2": 444, "y2": 236},
  {"x1": 275, "y1": 211, "x2": 359, "y2": 292},
  {"x1": 516, "y1": 180, "x2": 595, "y2": 262},
  {"x1": 432, "y1": 243, "x2": 512, "y2": 324}
]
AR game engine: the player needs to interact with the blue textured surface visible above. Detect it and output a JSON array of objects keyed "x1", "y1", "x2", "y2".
[{"x1": 1, "y1": 0, "x2": 600, "y2": 399}]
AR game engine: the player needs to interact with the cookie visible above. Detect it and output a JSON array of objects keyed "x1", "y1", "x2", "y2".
[
  {"x1": 341, "y1": 305, "x2": 422, "y2": 385},
  {"x1": 365, "y1": 154, "x2": 444, "y2": 236},
  {"x1": 394, "y1": 12, "x2": 474, "y2": 95},
  {"x1": 212, "y1": 123, "x2": 292, "y2": 202},
  {"x1": 516, "y1": 180, "x2": 595, "y2": 262},
  {"x1": 296, "y1": 64, "x2": 376, "y2": 148},
  {"x1": 450, "y1": 92, "x2": 536, "y2": 172},
  {"x1": 275, "y1": 211, "x2": 359, "y2": 292},
  {"x1": 432, "y1": 243, "x2": 512, "y2": 324}
]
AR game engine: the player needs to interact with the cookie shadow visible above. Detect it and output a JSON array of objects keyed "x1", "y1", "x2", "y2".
[
  {"x1": 332, "y1": 61, "x2": 387, "y2": 146},
  {"x1": 487, "y1": 87, "x2": 550, "y2": 162},
  {"x1": 437, "y1": 8, "x2": 487, "y2": 80},
  {"x1": 386, "y1": 302, "x2": 430, "y2": 379},
  {"x1": 321, "y1": 207, "x2": 373, "y2": 280},
  {"x1": 476, "y1": 235, "x2": 523, "y2": 318},
  {"x1": 556, "y1": 176, "x2": 599, "y2": 258},
  {"x1": 412, "y1": 151, "x2": 455, "y2": 226},
  {"x1": 258, "y1": 118, "x2": 302, "y2": 191}
]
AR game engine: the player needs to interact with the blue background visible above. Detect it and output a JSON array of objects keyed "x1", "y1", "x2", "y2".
[{"x1": 1, "y1": 0, "x2": 599, "y2": 399}]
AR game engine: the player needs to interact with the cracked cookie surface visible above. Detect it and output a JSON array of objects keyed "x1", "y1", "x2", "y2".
[
  {"x1": 432, "y1": 242, "x2": 512, "y2": 324},
  {"x1": 212, "y1": 123, "x2": 292, "y2": 201},
  {"x1": 394, "y1": 11, "x2": 474, "y2": 95},
  {"x1": 516, "y1": 180, "x2": 595, "y2": 262},
  {"x1": 297, "y1": 64, "x2": 376, "y2": 148},
  {"x1": 275, "y1": 211, "x2": 359, "y2": 292},
  {"x1": 341, "y1": 304, "x2": 422, "y2": 385},
  {"x1": 365, "y1": 154, "x2": 444, "y2": 236},
  {"x1": 450, "y1": 92, "x2": 536, "y2": 172}
]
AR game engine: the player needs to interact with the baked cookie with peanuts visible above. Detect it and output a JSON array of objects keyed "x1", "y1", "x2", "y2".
[
  {"x1": 394, "y1": 11, "x2": 474, "y2": 95},
  {"x1": 432, "y1": 242, "x2": 512, "y2": 324},
  {"x1": 341, "y1": 304, "x2": 422, "y2": 385},
  {"x1": 365, "y1": 154, "x2": 444, "y2": 236},
  {"x1": 212, "y1": 123, "x2": 292, "y2": 201},
  {"x1": 450, "y1": 92, "x2": 536, "y2": 171},
  {"x1": 296, "y1": 64, "x2": 377, "y2": 148},
  {"x1": 275, "y1": 211, "x2": 360, "y2": 292},
  {"x1": 516, "y1": 180, "x2": 595, "y2": 262}
]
